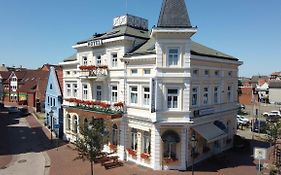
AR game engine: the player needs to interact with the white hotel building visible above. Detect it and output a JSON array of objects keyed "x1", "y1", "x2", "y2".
[{"x1": 60, "y1": 0, "x2": 242, "y2": 170}]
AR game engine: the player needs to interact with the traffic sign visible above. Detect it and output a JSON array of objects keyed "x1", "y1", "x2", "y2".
[
  {"x1": 254, "y1": 148, "x2": 267, "y2": 160},
  {"x1": 54, "y1": 124, "x2": 60, "y2": 129}
]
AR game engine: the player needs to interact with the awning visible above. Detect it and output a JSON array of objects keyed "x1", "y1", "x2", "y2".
[
  {"x1": 161, "y1": 130, "x2": 180, "y2": 143},
  {"x1": 193, "y1": 123, "x2": 227, "y2": 143}
]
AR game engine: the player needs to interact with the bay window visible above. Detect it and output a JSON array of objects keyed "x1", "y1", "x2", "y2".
[
  {"x1": 168, "y1": 48, "x2": 179, "y2": 66},
  {"x1": 167, "y1": 88, "x2": 178, "y2": 109}
]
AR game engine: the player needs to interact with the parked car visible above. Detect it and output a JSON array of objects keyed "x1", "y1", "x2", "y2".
[
  {"x1": 237, "y1": 115, "x2": 250, "y2": 126},
  {"x1": 263, "y1": 110, "x2": 281, "y2": 117},
  {"x1": 251, "y1": 120, "x2": 267, "y2": 133},
  {"x1": 8, "y1": 106, "x2": 18, "y2": 114},
  {"x1": 18, "y1": 107, "x2": 30, "y2": 116}
]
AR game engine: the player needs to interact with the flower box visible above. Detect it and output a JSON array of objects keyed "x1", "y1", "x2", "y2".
[
  {"x1": 109, "y1": 144, "x2": 117, "y2": 152},
  {"x1": 163, "y1": 157, "x2": 178, "y2": 164},
  {"x1": 141, "y1": 153, "x2": 150, "y2": 159},
  {"x1": 127, "y1": 148, "x2": 137, "y2": 157}
]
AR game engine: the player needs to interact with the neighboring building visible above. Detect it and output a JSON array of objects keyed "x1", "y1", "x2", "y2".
[
  {"x1": 0, "y1": 64, "x2": 8, "y2": 72},
  {"x1": 269, "y1": 81, "x2": 281, "y2": 104},
  {"x1": 0, "y1": 69, "x2": 49, "y2": 111},
  {"x1": 60, "y1": 0, "x2": 242, "y2": 170},
  {"x1": 0, "y1": 74, "x2": 3, "y2": 102},
  {"x1": 256, "y1": 82, "x2": 269, "y2": 103},
  {"x1": 270, "y1": 72, "x2": 281, "y2": 80},
  {"x1": 45, "y1": 66, "x2": 64, "y2": 138}
]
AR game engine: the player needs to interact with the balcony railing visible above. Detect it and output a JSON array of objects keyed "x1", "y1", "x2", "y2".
[
  {"x1": 64, "y1": 98, "x2": 124, "y2": 119},
  {"x1": 79, "y1": 65, "x2": 108, "y2": 79}
]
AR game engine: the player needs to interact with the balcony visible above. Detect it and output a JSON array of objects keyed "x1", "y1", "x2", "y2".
[
  {"x1": 79, "y1": 65, "x2": 108, "y2": 80},
  {"x1": 64, "y1": 98, "x2": 124, "y2": 120}
]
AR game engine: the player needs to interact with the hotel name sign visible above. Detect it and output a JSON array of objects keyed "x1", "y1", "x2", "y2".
[{"x1": 88, "y1": 40, "x2": 103, "y2": 48}]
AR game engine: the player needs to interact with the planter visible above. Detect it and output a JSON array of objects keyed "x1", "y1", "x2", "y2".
[
  {"x1": 163, "y1": 157, "x2": 178, "y2": 164},
  {"x1": 127, "y1": 148, "x2": 137, "y2": 157},
  {"x1": 141, "y1": 153, "x2": 150, "y2": 160},
  {"x1": 109, "y1": 144, "x2": 117, "y2": 152}
]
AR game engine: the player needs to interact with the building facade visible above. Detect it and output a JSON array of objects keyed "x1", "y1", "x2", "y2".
[
  {"x1": 60, "y1": 0, "x2": 242, "y2": 170},
  {"x1": 269, "y1": 81, "x2": 281, "y2": 104},
  {"x1": 45, "y1": 66, "x2": 64, "y2": 138}
]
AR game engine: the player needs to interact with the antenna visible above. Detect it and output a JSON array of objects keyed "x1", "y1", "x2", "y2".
[{"x1": 125, "y1": 0, "x2": 128, "y2": 14}]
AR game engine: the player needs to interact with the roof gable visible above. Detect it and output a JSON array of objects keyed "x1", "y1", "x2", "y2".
[{"x1": 46, "y1": 67, "x2": 62, "y2": 96}]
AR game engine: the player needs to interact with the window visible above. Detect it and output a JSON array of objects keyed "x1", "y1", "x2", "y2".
[
  {"x1": 47, "y1": 96, "x2": 50, "y2": 106},
  {"x1": 164, "y1": 142, "x2": 177, "y2": 159},
  {"x1": 214, "y1": 86, "x2": 219, "y2": 104},
  {"x1": 50, "y1": 97, "x2": 52, "y2": 106},
  {"x1": 203, "y1": 87, "x2": 209, "y2": 105},
  {"x1": 112, "y1": 124, "x2": 118, "y2": 145},
  {"x1": 66, "y1": 84, "x2": 71, "y2": 96},
  {"x1": 66, "y1": 71, "x2": 71, "y2": 75},
  {"x1": 228, "y1": 71, "x2": 232, "y2": 76},
  {"x1": 143, "y1": 87, "x2": 150, "y2": 106},
  {"x1": 96, "y1": 85, "x2": 102, "y2": 101},
  {"x1": 131, "y1": 128, "x2": 138, "y2": 150},
  {"x1": 227, "y1": 86, "x2": 232, "y2": 102},
  {"x1": 96, "y1": 55, "x2": 101, "y2": 65},
  {"x1": 204, "y1": 70, "x2": 209, "y2": 76},
  {"x1": 73, "y1": 71, "x2": 77, "y2": 75},
  {"x1": 53, "y1": 98, "x2": 55, "y2": 107},
  {"x1": 168, "y1": 48, "x2": 179, "y2": 66},
  {"x1": 111, "y1": 85, "x2": 118, "y2": 102},
  {"x1": 83, "y1": 84, "x2": 88, "y2": 99},
  {"x1": 67, "y1": 115, "x2": 71, "y2": 130},
  {"x1": 73, "y1": 84, "x2": 78, "y2": 97},
  {"x1": 73, "y1": 116, "x2": 78, "y2": 133},
  {"x1": 131, "y1": 69, "x2": 138, "y2": 75},
  {"x1": 112, "y1": 53, "x2": 117, "y2": 67},
  {"x1": 215, "y1": 70, "x2": 220, "y2": 76},
  {"x1": 143, "y1": 131, "x2": 151, "y2": 154},
  {"x1": 192, "y1": 87, "x2": 198, "y2": 106},
  {"x1": 130, "y1": 86, "x2": 138, "y2": 104},
  {"x1": 83, "y1": 56, "x2": 87, "y2": 65},
  {"x1": 167, "y1": 89, "x2": 178, "y2": 109},
  {"x1": 193, "y1": 69, "x2": 199, "y2": 76},
  {"x1": 50, "y1": 84, "x2": 53, "y2": 89},
  {"x1": 144, "y1": 69, "x2": 151, "y2": 75}
]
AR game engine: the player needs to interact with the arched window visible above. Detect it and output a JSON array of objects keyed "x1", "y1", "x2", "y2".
[
  {"x1": 66, "y1": 114, "x2": 71, "y2": 130},
  {"x1": 161, "y1": 130, "x2": 180, "y2": 159},
  {"x1": 73, "y1": 116, "x2": 78, "y2": 133},
  {"x1": 143, "y1": 131, "x2": 151, "y2": 154},
  {"x1": 112, "y1": 124, "x2": 118, "y2": 145},
  {"x1": 131, "y1": 128, "x2": 138, "y2": 150}
]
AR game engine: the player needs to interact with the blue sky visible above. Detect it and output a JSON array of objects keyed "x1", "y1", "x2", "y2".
[{"x1": 0, "y1": 0, "x2": 280, "y2": 77}]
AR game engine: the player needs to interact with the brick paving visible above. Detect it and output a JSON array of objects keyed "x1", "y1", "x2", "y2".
[{"x1": 3, "y1": 110, "x2": 272, "y2": 175}]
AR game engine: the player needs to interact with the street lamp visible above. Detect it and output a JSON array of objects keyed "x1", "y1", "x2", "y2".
[
  {"x1": 191, "y1": 132, "x2": 198, "y2": 175},
  {"x1": 49, "y1": 110, "x2": 54, "y2": 142}
]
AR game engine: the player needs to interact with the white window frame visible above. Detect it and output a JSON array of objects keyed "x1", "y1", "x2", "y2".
[
  {"x1": 111, "y1": 85, "x2": 118, "y2": 103},
  {"x1": 96, "y1": 55, "x2": 101, "y2": 65},
  {"x1": 214, "y1": 86, "x2": 219, "y2": 104},
  {"x1": 203, "y1": 87, "x2": 209, "y2": 105},
  {"x1": 73, "y1": 84, "x2": 78, "y2": 97},
  {"x1": 167, "y1": 88, "x2": 179, "y2": 110},
  {"x1": 167, "y1": 48, "x2": 180, "y2": 66},
  {"x1": 131, "y1": 129, "x2": 138, "y2": 151},
  {"x1": 82, "y1": 84, "x2": 88, "y2": 99},
  {"x1": 66, "y1": 83, "x2": 71, "y2": 97},
  {"x1": 143, "y1": 131, "x2": 151, "y2": 154},
  {"x1": 111, "y1": 53, "x2": 118, "y2": 67},
  {"x1": 131, "y1": 69, "x2": 138, "y2": 75},
  {"x1": 82, "y1": 56, "x2": 87, "y2": 65},
  {"x1": 144, "y1": 69, "x2": 151, "y2": 75},
  {"x1": 130, "y1": 86, "x2": 138, "y2": 105},
  {"x1": 192, "y1": 87, "x2": 199, "y2": 106},
  {"x1": 143, "y1": 87, "x2": 150, "y2": 106},
  {"x1": 96, "y1": 85, "x2": 102, "y2": 101}
]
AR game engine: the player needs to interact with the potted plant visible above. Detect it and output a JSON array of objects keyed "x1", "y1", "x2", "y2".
[
  {"x1": 127, "y1": 148, "x2": 137, "y2": 157},
  {"x1": 140, "y1": 152, "x2": 150, "y2": 160}
]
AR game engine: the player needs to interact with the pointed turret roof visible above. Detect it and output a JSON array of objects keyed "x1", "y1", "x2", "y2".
[{"x1": 157, "y1": 0, "x2": 192, "y2": 28}]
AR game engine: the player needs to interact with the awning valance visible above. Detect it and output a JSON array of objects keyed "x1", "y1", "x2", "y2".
[
  {"x1": 193, "y1": 123, "x2": 227, "y2": 143},
  {"x1": 161, "y1": 130, "x2": 180, "y2": 143}
]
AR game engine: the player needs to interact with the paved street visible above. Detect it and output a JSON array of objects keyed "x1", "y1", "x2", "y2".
[{"x1": 0, "y1": 108, "x2": 273, "y2": 175}]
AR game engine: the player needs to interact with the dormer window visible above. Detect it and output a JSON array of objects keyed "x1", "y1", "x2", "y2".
[{"x1": 168, "y1": 48, "x2": 179, "y2": 66}]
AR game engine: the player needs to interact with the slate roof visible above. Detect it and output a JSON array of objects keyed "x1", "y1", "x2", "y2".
[
  {"x1": 125, "y1": 38, "x2": 238, "y2": 60},
  {"x1": 76, "y1": 26, "x2": 150, "y2": 45},
  {"x1": 157, "y1": 0, "x2": 192, "y2": 28},
  {"x1": 63, "y1": 54, "x2": 77, "y2": 62},
  {"x1": 269, "y1": 81, "x2": 281, "y2": 88}
]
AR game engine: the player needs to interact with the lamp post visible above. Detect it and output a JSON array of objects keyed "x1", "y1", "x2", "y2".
[
  {"x1": 191, "y1": 133, "x2": 198, "y2": 175},
  {"x1": 49, "y1": 110, "x2": 54, "y2": 142}
]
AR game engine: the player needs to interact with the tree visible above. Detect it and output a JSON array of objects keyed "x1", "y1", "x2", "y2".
[
  {"x1": 74, "y1": 119, "x2": 105, "y2": 175},
  {"x1": 266, "y1": 119, "x2": 281, "y2": 166}
]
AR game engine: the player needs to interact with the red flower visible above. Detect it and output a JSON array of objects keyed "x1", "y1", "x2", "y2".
[
  {"x1": 163, "y1": 157, "x2": 178, "y2": 164},
  {"x1": 114, "y1": 102, "x2": 124, "y2": 108},
  {"x1": 141, "y1": 153, "x2": 150, "y2": 159},
  {"x1": 109, "y1": 144, "x2": 117, "y2": 150},
  {"x1": 127, "y1": 148, "x2": 137, "y2": 157}
]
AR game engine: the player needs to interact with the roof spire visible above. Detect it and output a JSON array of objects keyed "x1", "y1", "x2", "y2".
[{"x1": 157, "y1": 0, "x2": 192, "y2": 28}]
